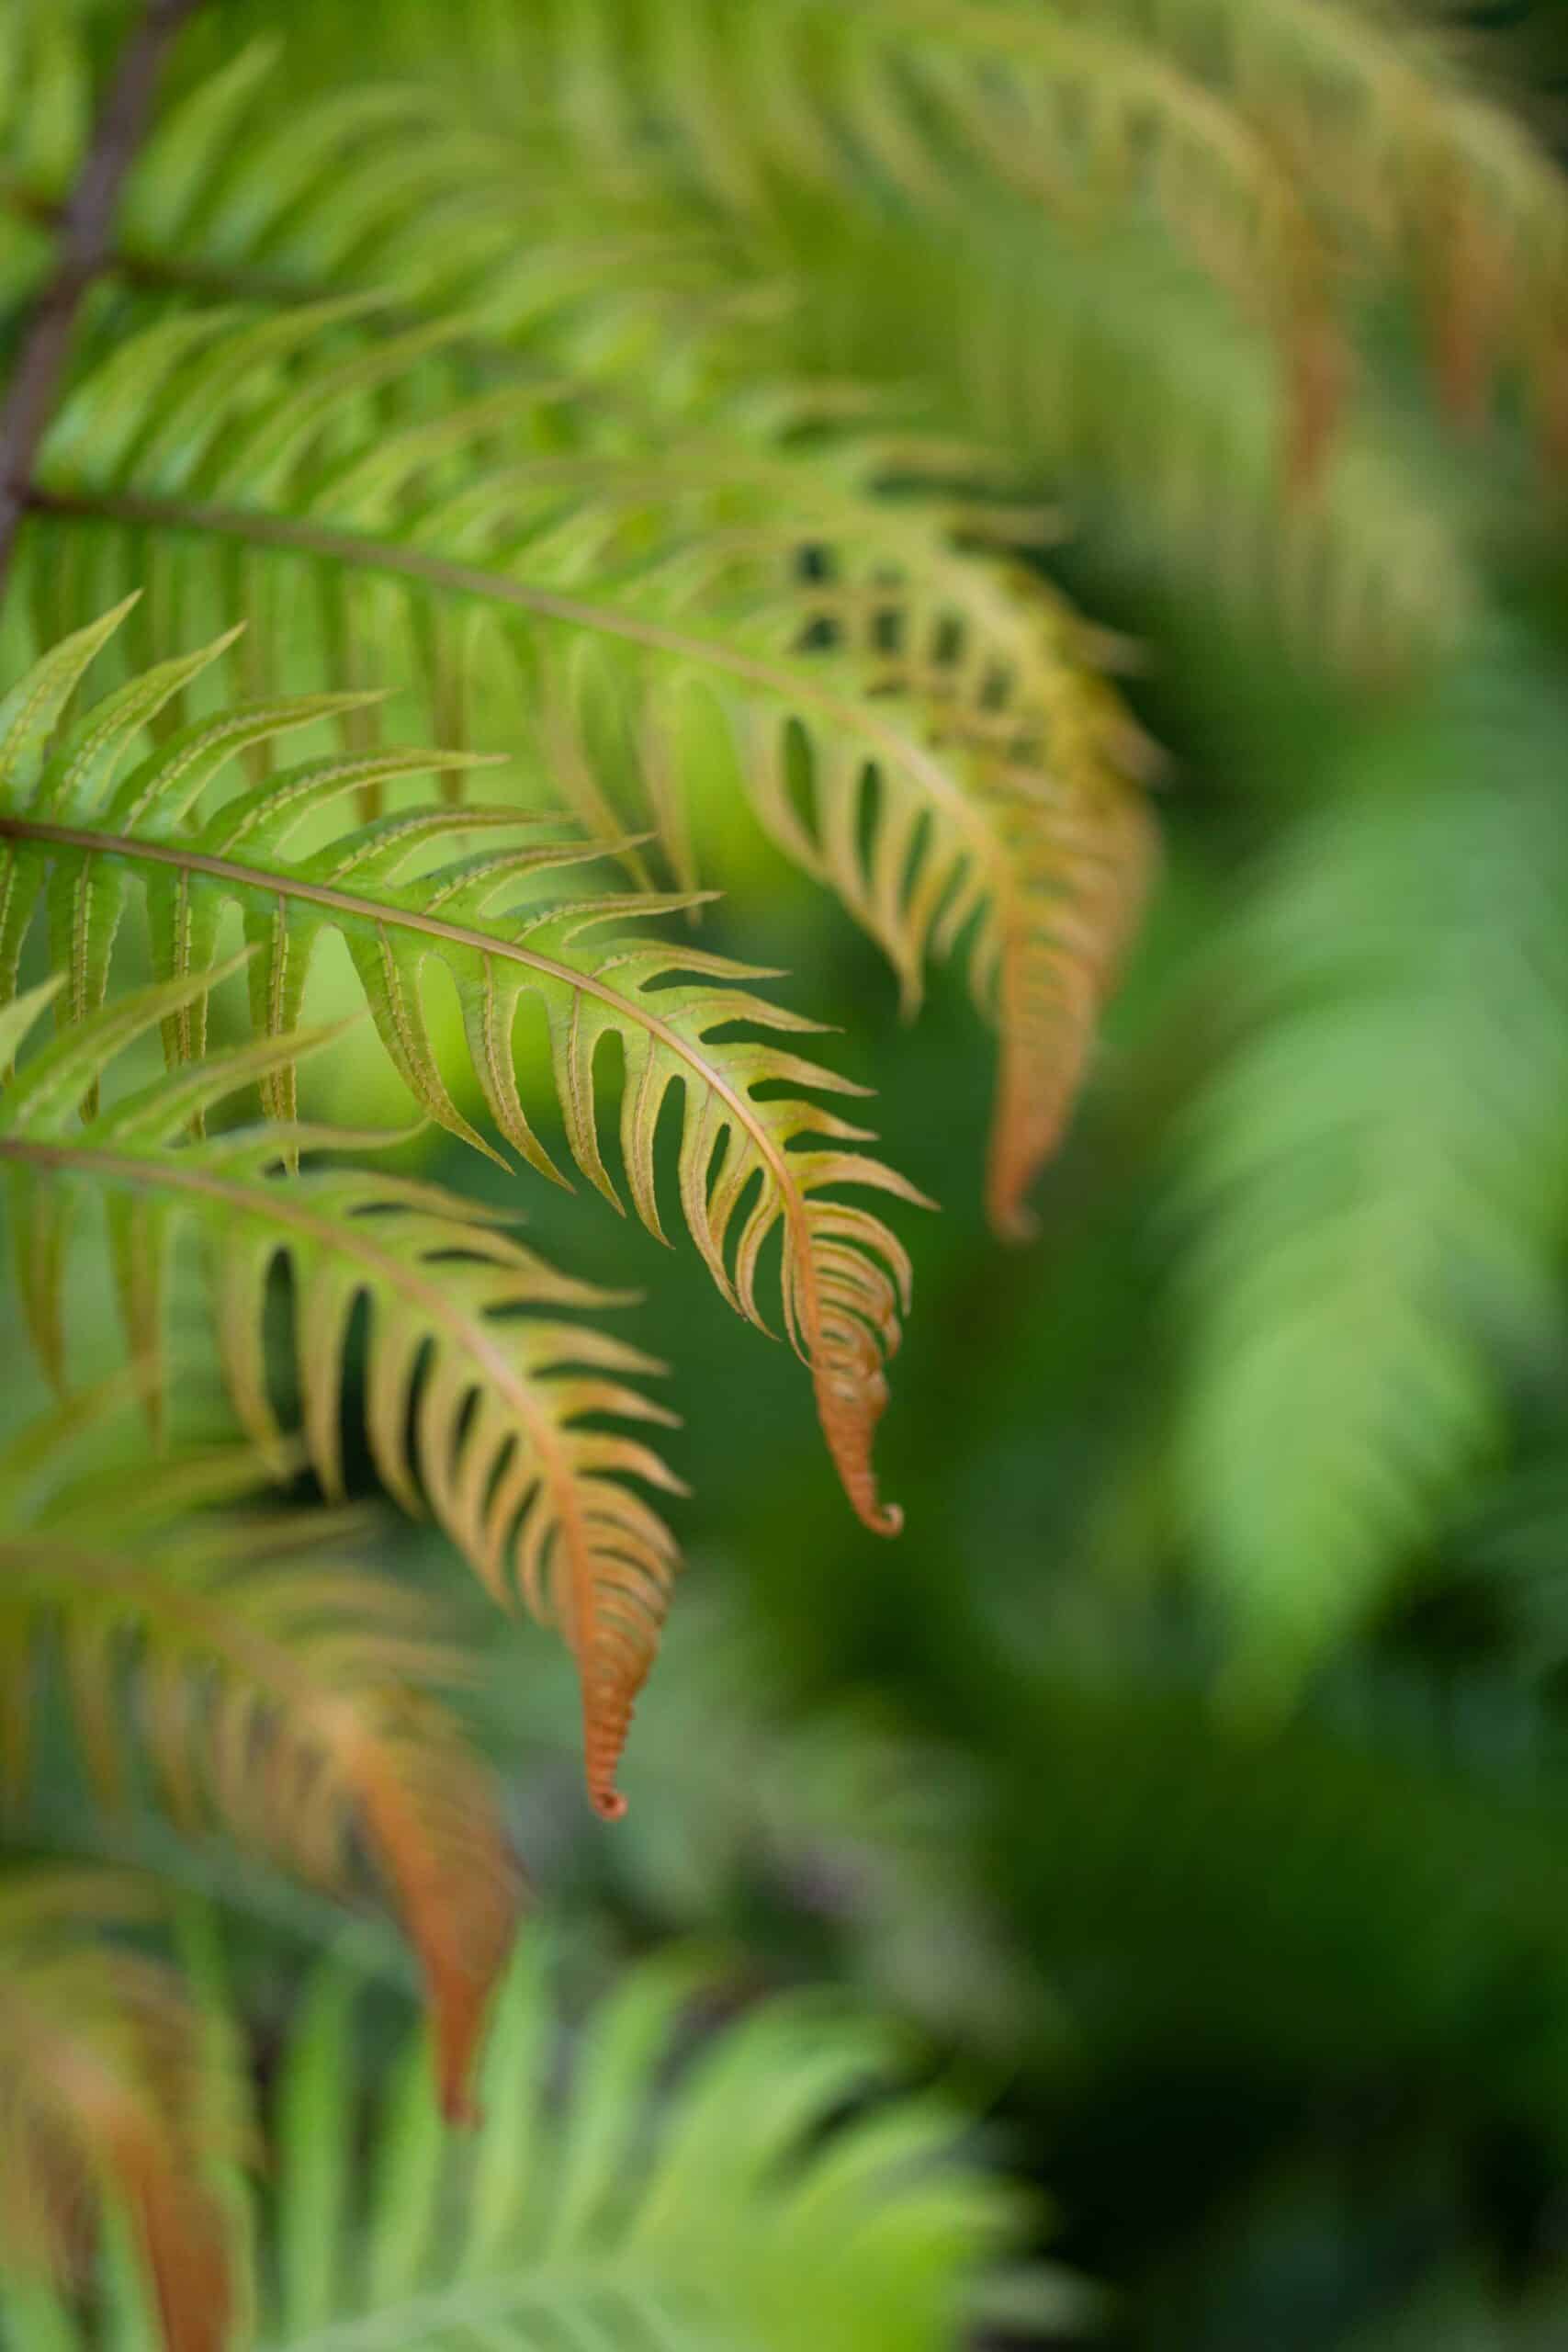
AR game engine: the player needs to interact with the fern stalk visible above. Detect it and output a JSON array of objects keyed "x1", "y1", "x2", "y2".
[{"x1": 0, "y1": 0, "x2": 200, "y2": 585}]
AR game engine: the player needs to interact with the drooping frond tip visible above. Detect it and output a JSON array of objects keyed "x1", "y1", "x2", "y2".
[
  {"x1": 0, "y1": 605, "x2": 925, "y2": 1551},
  {"x1": 0, "y1": 954, "x2": 682, "y2": 1831}
]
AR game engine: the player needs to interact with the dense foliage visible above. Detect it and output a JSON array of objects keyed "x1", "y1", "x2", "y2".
[{"x1": 6, "y1": 2, "x2": 1568, "y2": 2346}]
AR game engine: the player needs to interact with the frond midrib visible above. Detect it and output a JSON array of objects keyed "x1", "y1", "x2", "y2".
[
  {"x1": 0, "y1": 808, "x2": 827, "y2": 1348},
  {"x1": 0, "y1": 1114, "x2": 637, "y2": 1784},
  {"x1": 25, "y1": 484, "x2": 987, "y2": 849},
  {"x1": 261, "y1": 2251, "x2": 734, "y2": 2352},
  {"x1": 0, "y1": 1532, "x2": 341, "y2": 1712},
  {"x1": 0, "y1": 1124, "x2": 592, "y2": 1527}
]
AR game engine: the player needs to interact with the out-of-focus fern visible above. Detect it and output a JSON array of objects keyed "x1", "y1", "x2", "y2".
[
  {"x1": 260, "y1": 0, "x2": 1508, "y2": 667},
  {"x1": 234, "y1": 0, "x2": 1568, "y2": 469},
  {"x1": 0, "y1": 1934, "x2": 1076, "y2": 2352},
  {"x1": 1175, "y1": 638, "x2": 1568, "y2": 1683},
  {"x1": 0, "y1": 1868, "x2": 233, "y2": 2352},
  {"x1": 457, "y1": 1579, "x2": 1041, "y2": 2054},
  {"x1": 0, "y1": 1384, "x2": 520, "y2": 2122}
]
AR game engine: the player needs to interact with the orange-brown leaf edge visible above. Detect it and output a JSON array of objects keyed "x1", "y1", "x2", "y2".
[
  {"x1": 103, "y1": 2105, "x2": 231, "y2": 2352},
  {"x1": 355, "y1": 1745, "x2": 522, "y2": 2126}
]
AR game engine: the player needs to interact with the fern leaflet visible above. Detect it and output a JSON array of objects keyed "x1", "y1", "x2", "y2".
[{"x1": 0, "y1": 968, "x2": 682, "y2": 1819}]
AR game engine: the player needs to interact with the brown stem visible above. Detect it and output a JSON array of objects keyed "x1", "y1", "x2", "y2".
[{"x1": 0, "y1": 0, "x2": 201, "y2": 597}]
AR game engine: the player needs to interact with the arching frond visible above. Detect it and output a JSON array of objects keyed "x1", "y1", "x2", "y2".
[
  {"x1": 1175, "y1": 642, "x2": 1568, "y2": 1685},
  {"x1": 0, "y1": 613, "x2": 926, "y2": 1524},
  {"x1": 0, "y1": 972, "x2": 683, "y2": 1818},
  {"x1": 529, "y1": 0, "x2": 1343, "y2": 469},
  {"x1": 0, "y1": 17, "x2": 752, "y2": 401},
  {"x1": 8, "y1": 311, "x2": 1156, "y2": 1216},
  {"x1": 0, "y1": 1397, "x2": 521, "y2": 2120},
  {"x1": 0, "y1": 24, "x2": 1199, "y2": 1222},
  {"x1": 1, "y1": 0, "x2": 1533, "y2": 667},
  {"x1": 2, "y1": 6, "x2": 1485, "y2": 683},
  {"x1": 794, "y1": 535, "x2": 1157, "y2": 1234},
  {"x1": 787, "y1": 201, "x2": 1477, "y2": 676},
  {"x1": 214, "y1": 1940, "x2": 1050, "y2": 2350},
  {"x1": 1067, "y1": 0, "x2": 1568, "y2": 453},
  {"x1": 0, "y1": 1867, "x2": 230, "y2": 2352},
  {"x1": 521, "y1": 0, "x2": 1568, "y2": 467}
]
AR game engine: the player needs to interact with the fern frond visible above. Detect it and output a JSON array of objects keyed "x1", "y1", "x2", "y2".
[
  {"x1": 9, "y1": 292, "x2": 1156, "y2": 1217},
  {"x1": 526, "y1": 0, "x2": 1568, "y2": 466},
  {"x1": 0, "y1": 20, "x2": 751, "y2": 401},
  {"x1": 0, "y1": 1418, "x2": 519, "y2": 2123},
  {"x1": 0, "y1": 1866, "x2": 230, "y2": 2352},
  {"x1": 0, "y1": 1930, "x2": 1063, "y2": 2348},
  {"x1": 0, "y1": 612, "x2": 926, "y2": 1527},
  {"x1": 265, "y1": 1941, "x2": 1044, "y2": 2349},
  {"x1": 1175, "y1": 640, "x2": 1568, "y2": 1683},
  {"x1": 0, "y1": 2, "x2": 1504, "y2": 679},
  {"x1": 0, "y1": 971, "x2": 683, "y2": 1818},
  {"x1": 531, "y1": 0, "x2": 1343, "y2": 464},
  {"x1": 0, "y1": 23, "x2": 1181, "y2": 1218},
  {"x1": 1067, "y1": 0, "x2": 1568, "y2": 451},
  {"x1": 789, "y1": 192, "x2": 1478, "y2": 673}
]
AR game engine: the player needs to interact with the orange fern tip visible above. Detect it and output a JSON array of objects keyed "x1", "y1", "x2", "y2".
[
  {"x1": 357, "y1": 1760, "x2": 524, "y2": 2131},
  {"x1": 96, "y1": 2105, "x2": 231, "y2": 2352},
  {"x1": 426, "y1": 1886, "x2": 527, "y2": 2125},
  {"x1": 987, "y1": 1192, "x2": 1041, "y2": 1248},
  {"x1": 581, "y1": 1665, "x2": 649, "y2": 1821},
  {"x1": 131, "y1": 2160, "x2": 232, "y2": 2352},
  {"x1": 1423, "y1": 193, "x2": 1514, "y2": 441},
  {"x1": 812, "y1": 1336, "x2": 905, "y2": 1537},
  {"x1": 985, "y1": 1057, "x2": 1077, "y2": 1244},
  {"x1": 427, "y1": 1922, "x2": 522, "y2": 2127},
  {"x1": 440, "y1": 2079, "x2": 483, "y2": 2130}
]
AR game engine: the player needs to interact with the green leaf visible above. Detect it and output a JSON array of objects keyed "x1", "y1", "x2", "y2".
[
  {"x1": 0, "y1": 971, "x2": 682, "y2": 1820},
  {"x1": 0, "y1": 615, "x2": 930, "y2": 1536}
]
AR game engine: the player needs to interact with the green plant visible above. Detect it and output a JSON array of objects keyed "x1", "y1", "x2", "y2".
[
  {"x1": 9, "y1": 1, "x2": 1568, "y2": 2345},
  {"x1": 0, "y1": 1931, "x2": 1071, "y2": 2352}
]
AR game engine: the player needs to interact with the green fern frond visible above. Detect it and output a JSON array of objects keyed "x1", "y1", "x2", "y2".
[
  {"x1": 533, "y1": 0, "x2": 1340, "y2": 452},
  {"x1": 514, "y1": 0, "x2": 1483, "y2": 663},
  {"x1": 0, "y1": 1396, "x2": 521, "y2": 2120},
  {"x1": 0, "y1": 611, "x2": 927, "y2": 1529},
  {"x1": 0, "y1": 1932, "x2": 1064, "y2": 2349},
  {"x1": 268, "y1": 1942, "x2": 1047, "y2": 2349},
  {"x1": 141, "y1": 0, "x2": 1478, "y2": 666},
  {"x1": 0, "y1": 1865, "x2": 231, "y2": 2352},
  {"x1": 1175, "y1": 639, "x2": 1568, "y2": 1685},
  {"x1": 788, "y1": 201, "x2": 1478, "y2": 674},
  {"x1": 7, "y1": 286, "x2": 1157, "y2": 1219},
  {"x1": 526, "y1": 0, "x2": 1568, "y2": 465},
  {"x1": 0, "y1": 18, "x2": 751, "y2": 400},
  {"x1": 0, "y1": 21, "x2": 1180, "y2": 1222},
  {"x1": 0, "y1": 970, "x2": 684, "y2": 1818}
]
